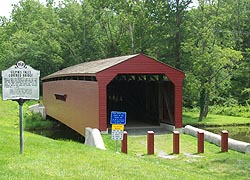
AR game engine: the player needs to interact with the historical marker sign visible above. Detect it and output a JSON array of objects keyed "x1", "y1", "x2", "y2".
[
  {"x1": 1, "y1": 61, "x2": 40, "y2": 154},
  {"x1": 1, "y1": 61, "x2": 40, "y2": 100}
]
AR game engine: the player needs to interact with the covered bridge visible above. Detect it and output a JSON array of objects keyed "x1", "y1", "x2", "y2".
[{"x1": 42, "y1": 54, "x2": 185, "y2": 136}]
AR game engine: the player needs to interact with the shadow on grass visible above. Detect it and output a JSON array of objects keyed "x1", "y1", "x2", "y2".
[{"x1": 27, "y1": 117, "x2": 85, "y2": 143}]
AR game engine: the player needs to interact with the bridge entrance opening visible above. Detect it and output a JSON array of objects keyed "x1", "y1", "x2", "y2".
[{"x1": 107, "y1": 74, "x2": 175, "y2": 127}]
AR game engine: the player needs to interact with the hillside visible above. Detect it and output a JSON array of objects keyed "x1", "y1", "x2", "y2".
[{"x1": 0, "y1": 99, "x2": 250, "y2": 180}]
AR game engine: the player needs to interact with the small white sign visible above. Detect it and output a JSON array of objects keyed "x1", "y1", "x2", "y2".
[
  {"x1": 1, "y1": 61, "x2": 40, "y2": 100},
  {"x1": 111, "y1": 130, "x2": 124, "y2": 140}
]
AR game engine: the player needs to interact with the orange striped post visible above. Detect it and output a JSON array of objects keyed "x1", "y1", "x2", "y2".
[
  {"x1": 121, "y1": 131, "x2": 128, "y2": 154},
  {"x1": 147, "y1": 131, "x2": 154, "y2": 155},
  {"x1": 173, "y1": 131, "x2": 180, "y2": 154},
  {"x1": 221, "y1": 130, "x2": 228, "y2": 152},
  {"x1": 197, "y1": 131, "x2": 204, "y2": 153}
]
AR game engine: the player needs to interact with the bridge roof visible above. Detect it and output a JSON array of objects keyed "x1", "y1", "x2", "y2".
[{"x1": 42, "y1": 54, "x2": 138, "y2": 80}]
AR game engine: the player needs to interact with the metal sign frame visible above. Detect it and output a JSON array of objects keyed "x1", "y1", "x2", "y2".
[
  {"x1": 110, "y1": 111, "x2": 127, "y2": 153},
  {"x1": 1, "y1": 61, "x2": 40, "y2": 154}
]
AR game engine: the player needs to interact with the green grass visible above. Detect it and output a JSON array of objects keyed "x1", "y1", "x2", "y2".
[
  {"x1": 1, "y1": 99, "x2": 250, "y2": 179},
  {"x1": 183, "y1": 112, "x2": 250, "y2": 127},
  {"x1": 24, "y1": 112, "x2": 54, "y2": 130}
]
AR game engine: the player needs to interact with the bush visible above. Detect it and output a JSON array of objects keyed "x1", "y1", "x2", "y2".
[
  {"x1": 24, "y1": 112, "x2": 54, "y2": 130},
  {"x1": 184, "y1": 105, "x2": 250, "y2": 118},
  {"x1": 209, "y1": 105, "x2": 250, "y2": 118},
  {"x1": 183, "y1": 107, "x2": 199, "y2": 113}
]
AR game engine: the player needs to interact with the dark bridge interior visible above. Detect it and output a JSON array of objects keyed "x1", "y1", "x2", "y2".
[{"x1": 107, "y1": 74, "x2": 174, "y2": 127}]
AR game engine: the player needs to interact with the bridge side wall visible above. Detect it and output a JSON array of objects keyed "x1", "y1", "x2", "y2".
[{"x1": 43, "y1": 80, "x2": 99, "y2": 136}]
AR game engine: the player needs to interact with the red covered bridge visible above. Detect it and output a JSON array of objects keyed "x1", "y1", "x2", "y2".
[{"x1": 42, "y1": 54, "x2": 185, "y2": 136}]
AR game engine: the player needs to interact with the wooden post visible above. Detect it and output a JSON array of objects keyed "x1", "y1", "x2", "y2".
[
  {"x1": 197, "y1": 131, "x2": 204, "y2": 153},
  {"x1": 147, "y1": 131, "x2": 154, "y2": 155},
  {"x1": 221, "y1": 130, "x2": 228, "y2": 152},
  {"x1": 173, "y1": 131, "x2": 180, "y2": 154},
  {"x1": 121, "y1": 131, "x2": 128, "y2": 154}
]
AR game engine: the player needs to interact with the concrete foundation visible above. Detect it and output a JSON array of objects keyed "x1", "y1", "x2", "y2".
[
  {"x1": 85, "y1": 127, "x2": 106, "y2": 150},
  {"x1": 184, "y1": 125, "x2": 250, "y2": 154},
  {"x1": 160, "y1": 123, "x2": 184, "y2": 133},
  {"x1": 28, "y1": 103, "x2": 46, "y2": 119}
]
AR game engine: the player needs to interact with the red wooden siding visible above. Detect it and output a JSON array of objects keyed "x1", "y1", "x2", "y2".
[
  {"x1": 96, "y1": 54, "x2": 184, "y2": 131},
  {"x1": 174, "y1": 84, "x2": 183, "y2": 128}
]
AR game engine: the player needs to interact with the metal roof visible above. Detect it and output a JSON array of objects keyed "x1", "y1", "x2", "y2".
[{"x1": 43, "y1": 54, "x2": 139, "y2": 80}]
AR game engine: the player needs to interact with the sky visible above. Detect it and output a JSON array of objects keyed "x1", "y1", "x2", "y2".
[
  {"x1": 0, "y1": 0, "x2": 199, "y2": 19},
  {"x1": 0, "y1": 0, "x2": 48, "y2": 18}
]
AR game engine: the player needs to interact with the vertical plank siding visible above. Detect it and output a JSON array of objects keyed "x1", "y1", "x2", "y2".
[{"x1": 97, "y1": 54, "x2": 184, "y2": 131}]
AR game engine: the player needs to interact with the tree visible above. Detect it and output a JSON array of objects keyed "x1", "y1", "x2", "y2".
[
  {"x1": 168, "y1": 0, "x2": 192, "y2": 69},
  {"x1": 228, "y1": 0, "x2": 250, "y2": 105},
  {"x1": 0, "y1": 0, "x2": 63, "y2": 77},
  {"x1": 89, "y1": 0, "x2": 143, "y2": 57},
  {"x1": 55, "y1": 0, "x2": 105, "y2": 68},
  {"x1": 0, "y1": 16, "x2": 10, "y2": 71},
  {"x1": 182, "y1": 0, "x2": 243, "y2": 121}
]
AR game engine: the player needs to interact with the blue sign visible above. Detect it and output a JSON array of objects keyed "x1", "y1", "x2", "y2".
[{"x1": 110, "y1": 111, "x2": 127, "y2": 125}]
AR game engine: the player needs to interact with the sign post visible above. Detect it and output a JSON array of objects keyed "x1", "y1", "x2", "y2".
[
  {"x1": 1, "y1": 61, "x2": 40, "y2": 154},
  {"x1": 18, "y1": 98, "x2": 25, "y2": 154},
  {"x1": 110, "y1": 111, "x2": 127, "y2": 152}
]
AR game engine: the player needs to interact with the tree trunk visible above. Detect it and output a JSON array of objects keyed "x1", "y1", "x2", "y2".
[
  {"x1": 203, "y1": 90, "x2": 210, "y2": 117},
  {"x1": 199, "y1": 87, "x2": 210, "y2": 121},
  {"x1": 175, "y1": 0, "x2": 181, "y2": 69},
  {"x1": 199, "y1": 88, "x2": 206, "y2": 121},
  {"x1": 129, "y1": 23, "x2": 135, "y2": 54}
]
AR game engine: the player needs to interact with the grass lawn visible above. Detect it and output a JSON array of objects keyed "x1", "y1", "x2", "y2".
[
  {"x1": 0, "y1": 99, "x2": 250, "y2": 179},
  {"x1": 183, "y1": 111, "x2": 250, "y2": 126}
]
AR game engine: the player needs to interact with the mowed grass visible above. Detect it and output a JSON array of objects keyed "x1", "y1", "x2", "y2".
[
  {"x1": 183, "y1": 111, "x2": 250, "y2": 126},
  {"x1": 1, "y1": 99, "x2": 250, "y2": 179}
]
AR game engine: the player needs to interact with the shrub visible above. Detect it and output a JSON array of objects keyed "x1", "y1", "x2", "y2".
[
  {"x1": 209, "y1": 105, "x2": 250, "y2": 118},
  {"x1": 183, "y1": 107, "x2": 199, "y2": 113},
  {"x1": 24, "y1": 112, "x2": 54, "y2": 130},
  {"x1": 184, "y1": 105, "x2": 250, "y2": 118}
]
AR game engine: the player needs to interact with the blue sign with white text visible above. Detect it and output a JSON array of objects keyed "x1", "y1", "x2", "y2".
[{"x1": 110, "y1": 111, "x2": 127, "y2": 125}]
